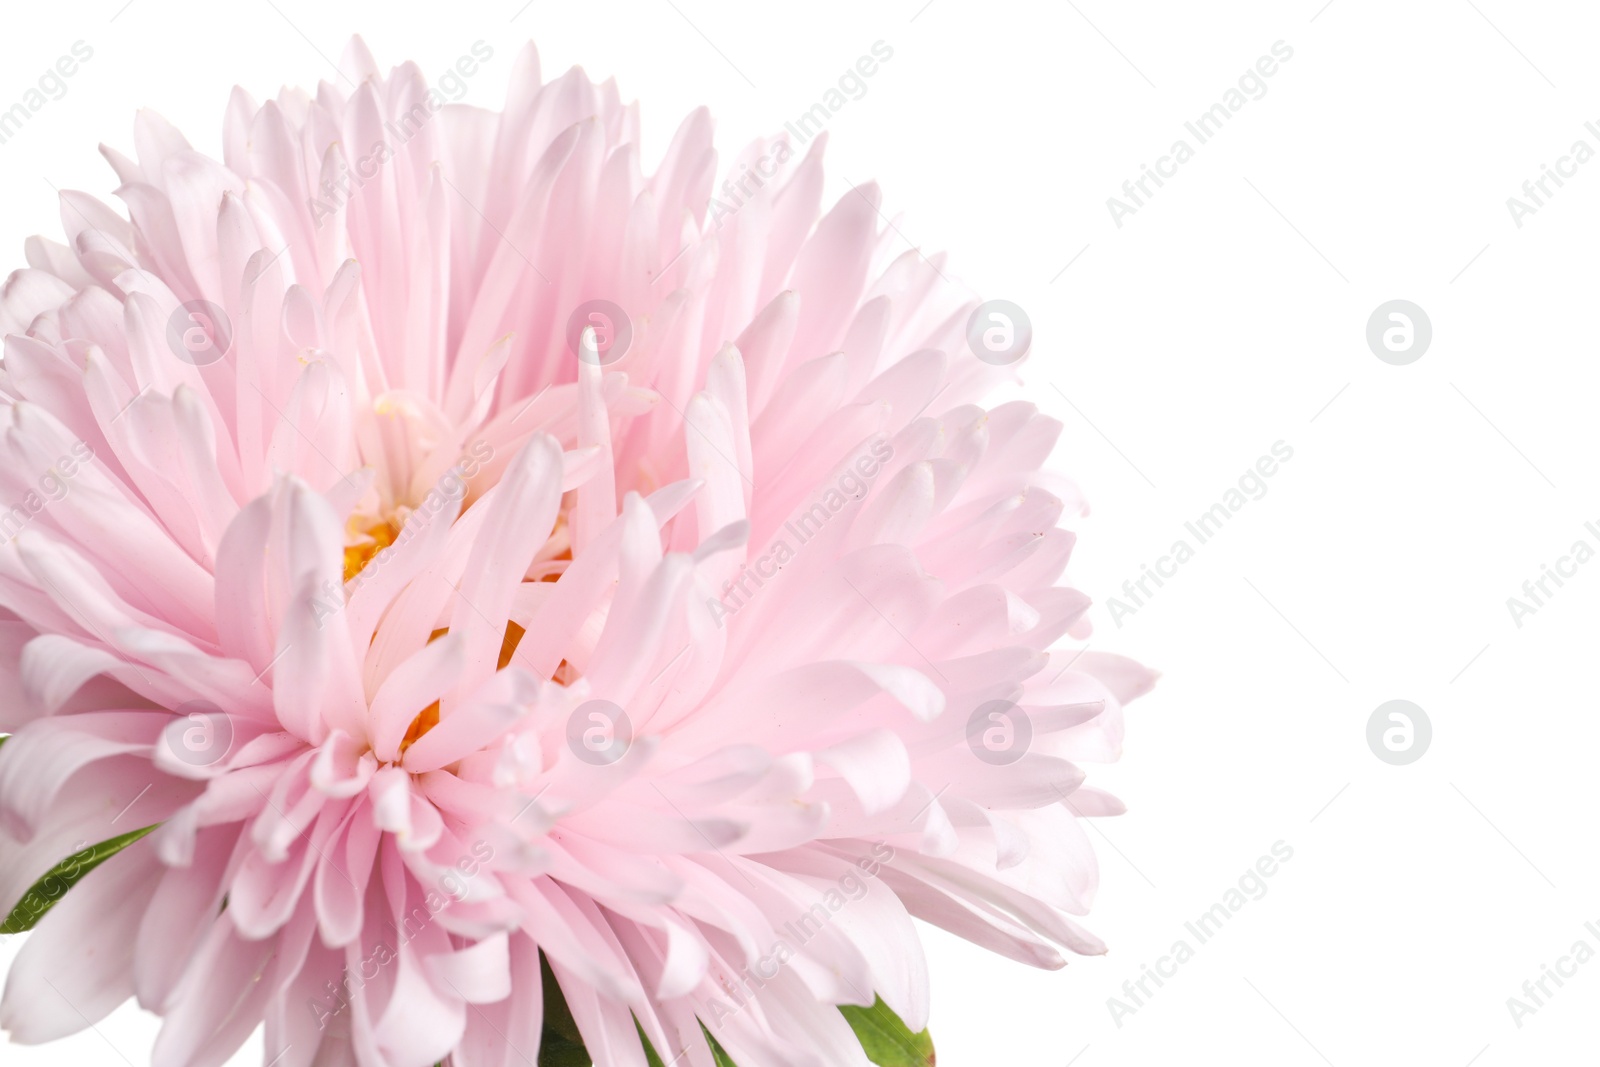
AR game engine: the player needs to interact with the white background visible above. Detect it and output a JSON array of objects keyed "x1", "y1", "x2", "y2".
[{"x1": 1, "y1": 1, "x2": 1597, "y2": 1064}]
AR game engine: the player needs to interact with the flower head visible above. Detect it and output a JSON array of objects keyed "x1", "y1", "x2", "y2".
[{"x1": 0, "y1": 37, "x2": 1151, "y2": 1067}]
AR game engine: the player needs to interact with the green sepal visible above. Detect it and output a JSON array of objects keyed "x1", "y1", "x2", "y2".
[
  {"x1": 840, "y1": 996, "x2": 936, "y2": 1066},
  {"x1": 634, "y1": 1020, "x2": 741, "y2": 1066},
  {"x1": 1, "y1": 824, "x2": 158, "y2": 934},
  {"x1": 537, "y1": 1034, "x2": 591, "y2": 1067},
  {"x1": 700, "y1": 1022, "x2": 739, "y2": 1066}
]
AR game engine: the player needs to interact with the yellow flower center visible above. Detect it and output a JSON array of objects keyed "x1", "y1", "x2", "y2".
[
  {"x1": 398, "y1": 701, "x2": 440, "y2": 757},
  {"x1": 343, "y1": 517, "x2": 402, "y2": 582}
]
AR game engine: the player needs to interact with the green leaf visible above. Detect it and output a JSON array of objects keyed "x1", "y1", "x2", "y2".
[
  {"x1": 639, "y1": 1020, "x2": 667, "y2": 1067},
  {"x1": 700, "y1": 1023, "x2": 738, "y2": 1067},
  {"x1": 539, "y1": 952, "x2": 585, "y2": 1045},
  {"x1": 535, "y1": 974, "x2": 930, "y2": 1066},
  {"x1": 1, "y1": 824, "x2": 158, "y2": 934},
  {"x1": 639, "y1": 1021, "x2": 738, "y2": 1067},
  {"x1": 839, "y1": 997, "x2": 936, "y2": 1066},
  {"x1": 542, "y1": 983, "x2": 739, "y2": 1066},
  {"x1": 537, "y1": 1032, "x2": 590, "y2": 1067},
  {"x1": 537, "y1": 952, "x2": 592, "y2": 1065}
]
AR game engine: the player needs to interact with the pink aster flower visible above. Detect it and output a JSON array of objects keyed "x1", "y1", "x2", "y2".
[{"x1": 0, "y1": 37, "x2": 1152, "y2": 1067}]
